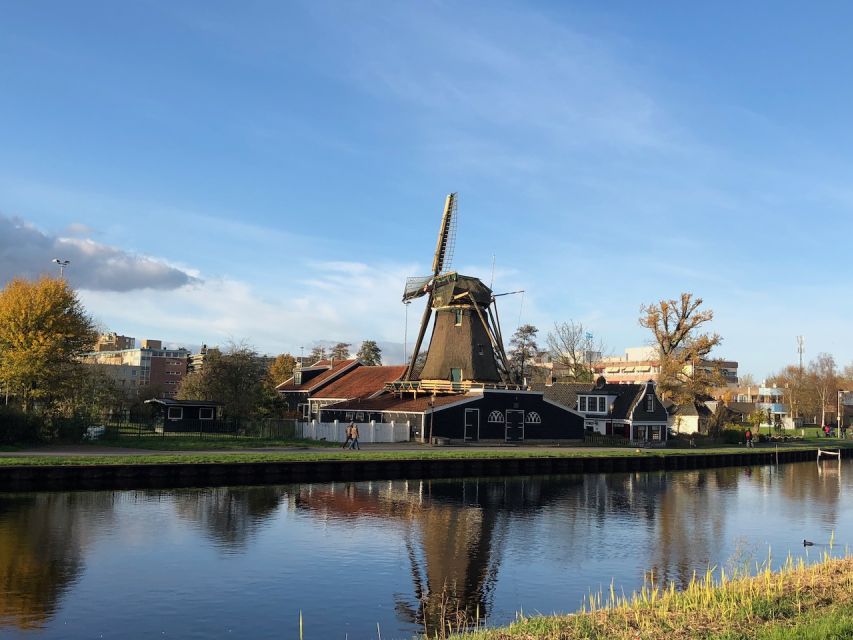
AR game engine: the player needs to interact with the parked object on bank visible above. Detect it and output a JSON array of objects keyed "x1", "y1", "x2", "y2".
[{"x1": 84, "y1": 425, "x2": 106, "y2": 441}]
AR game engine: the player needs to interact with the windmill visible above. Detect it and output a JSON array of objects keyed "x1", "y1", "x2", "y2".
[{"x1": 402, "y1": 193, "x2": 512, "y2": 386}]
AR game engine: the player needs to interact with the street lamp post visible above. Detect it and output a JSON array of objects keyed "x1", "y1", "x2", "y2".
[{"x1": 52, "y1": 258, "x2": 70, "y2": 278}]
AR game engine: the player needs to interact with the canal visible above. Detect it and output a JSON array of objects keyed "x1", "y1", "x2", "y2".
[{"x1": 0, "y1": 458, "x2": 849, "y2": 639}]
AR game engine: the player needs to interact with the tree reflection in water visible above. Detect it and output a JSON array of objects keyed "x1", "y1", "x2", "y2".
[
  {"x1": 165, "y1": 486, "x2": 292, "y2": 550},
  {"x1": 0, "y1": 492, "x2": 116, "y2": 630}
]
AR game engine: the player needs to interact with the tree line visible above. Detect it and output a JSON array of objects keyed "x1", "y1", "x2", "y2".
[{"x1": 0, "y1": 276, "x2": 387, "y2": 440}]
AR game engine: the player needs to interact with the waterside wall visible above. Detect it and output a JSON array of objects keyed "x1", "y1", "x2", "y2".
[{"x1": 0, "y1": 447, "x2": 841, "y2": 492}]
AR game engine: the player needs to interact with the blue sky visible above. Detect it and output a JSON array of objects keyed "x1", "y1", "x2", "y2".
[{"x1": 1, "y1": 1, "x2": 851, "y2": 377}]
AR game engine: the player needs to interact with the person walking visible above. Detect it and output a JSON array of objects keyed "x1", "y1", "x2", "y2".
[
  {"x1": 342, "y1": 423, "x2": 353, "y2": 449},
  {"x1": 349, "y1": 423, "x2": 360, "y2": 450},
  {"x1": 745, "y1": 428, "x2": 753, "y2": 448}
]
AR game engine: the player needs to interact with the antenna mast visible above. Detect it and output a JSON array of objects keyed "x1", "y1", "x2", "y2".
[{"x1": 797, "y1": 335, "x2": 804, "y2": 374}]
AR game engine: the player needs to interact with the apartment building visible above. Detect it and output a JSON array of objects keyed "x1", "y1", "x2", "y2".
[
  {"x1": 592, "y1": 346, "x2": 738, "y2": 386},
  {"x1": 82, "y1": 337, "x2": 189, "y2": 399},
  {"x1": 95, "y1": 332, "x2": 135, "y2": 352}
]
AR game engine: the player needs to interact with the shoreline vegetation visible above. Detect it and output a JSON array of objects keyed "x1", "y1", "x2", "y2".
[
  {"x1": 449, "y1": 553, "x2": 853, "y2": 640},
  {"x1": 0, "y1": 440, "x2": 849, "y2": 467}
]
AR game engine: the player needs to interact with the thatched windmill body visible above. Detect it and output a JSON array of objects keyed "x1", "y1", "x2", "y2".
[{"x1": 402, "y1": 194, "x2": 512, "y2": 388}]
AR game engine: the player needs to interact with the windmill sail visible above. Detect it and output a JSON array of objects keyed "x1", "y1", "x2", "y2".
[
  {"x1": 403, "y1": 276, "x2": 433, "y2": 302},
  {"x1": 403, "y1": 193, "x2": 458, "y2": 380}
]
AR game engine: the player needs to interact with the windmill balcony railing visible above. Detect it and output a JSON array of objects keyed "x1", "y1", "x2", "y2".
[{"x1": 384, "y1": 379, "x2": 528, "y2": 394}]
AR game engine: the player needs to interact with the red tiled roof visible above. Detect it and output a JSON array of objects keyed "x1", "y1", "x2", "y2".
[
  {"x1": 322, "y1": 392, "x2": 477, "y2": 414},
  {"x1": 312, "y1": 365, "x2": 407, "y2": 400},
  {"x1": 275, "y1": 359, "x2": 359, "y2": 392}
]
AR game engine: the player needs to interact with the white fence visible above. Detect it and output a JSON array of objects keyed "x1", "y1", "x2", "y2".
[{"x1": 297, "y1": 420, "x2": 410, "y2": 443}]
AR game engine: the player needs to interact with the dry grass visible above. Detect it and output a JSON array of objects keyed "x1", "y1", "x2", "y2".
[{"x1": 451, "y1": 550, "x2": 853, "y2": 640}]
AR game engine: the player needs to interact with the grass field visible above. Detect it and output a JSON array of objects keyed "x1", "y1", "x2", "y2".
[
  {"x1": 1, "y1": 440, "x2": 849, "y2": 466},
  {"x1": 96, "y1": 435, "x2": 338, "y2": 451},
  {"x1": 448, "y1": 553, "x2": 853, "y2": 640}
]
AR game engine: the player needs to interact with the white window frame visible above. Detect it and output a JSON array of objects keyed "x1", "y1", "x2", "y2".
[
  {"x1": 526, "y1": 411, "x2": 541, "y2": 424},
  {"x1": 646, "y1": 394, "x2": 654, "y2": 412},
  {"x1": 167, "y1": 406, "x2": 183, "y2": 421},
  {"x1": 488, "y1": 410, "x2": 504, "y2": 423},
  {"x1": 199, "y1": 407, "x2": 214, "y2": 420},
  {"x1": 579, "y1": 397, "x2": 587, "y2": 412}
]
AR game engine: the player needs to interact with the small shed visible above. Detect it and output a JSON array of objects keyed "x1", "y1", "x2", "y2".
[{"x1": 144, "y1": 399, "x2": 222, "y2": 433}]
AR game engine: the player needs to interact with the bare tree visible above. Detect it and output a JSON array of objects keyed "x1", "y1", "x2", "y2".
[
  {"x1": 639, "y1": 293, "x2": 723, "y2": 403},
  {"x1": 546, "y1": 321, "x2": 606, "y2": 382},
  {"x1": 738, "y1": 373, "x2": 756, "y2": 388},
  {"x1": 808, "y1": 353, "x2": 838, "y2": 427},
  {"x1": 767, "y1": 364, "x2": 810, "y2": 421}
]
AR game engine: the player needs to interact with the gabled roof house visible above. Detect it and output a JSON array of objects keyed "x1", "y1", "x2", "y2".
[
  {"x1": 572, "y1": 377, "x2": 669, "y2": 442},
  {"x1": 275, "y1": 359, "x2": 408, "y2": 420}
]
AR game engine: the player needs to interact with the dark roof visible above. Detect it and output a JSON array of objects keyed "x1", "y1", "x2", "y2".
[
  {"x1": 572, "y1": 380, "x2": 668, "y2": 421},
  {"x1": 671, "y1": 402, "x2": 713, "y2": 418},
  {"x1": 144, "y1": 399, "x2": 221, "y2": 406},
  {"x1": 312, "y1": 365, "x2": 407, "y2": 400},
  {"x1": 276, "y1": 359, "x2": 359, "y2": 392},
  {"x1": 726, "y1": 401, "x2": 756, "y2": 416},
  {"x1": 532, "y1": 382, "x2": 593, "y2": 410},
  {"x1": 321, "y1": 393, "x2": 477, "y2": 414}
]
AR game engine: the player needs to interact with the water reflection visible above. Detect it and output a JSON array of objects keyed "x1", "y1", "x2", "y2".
[
  {"x1": 166, "y1": 486, "x2": 292, "y2": 550},
  {"x1": 0, "y1": 460, "x2": 846, "y2": 637},
  {"x1": 0, "y1": 493, "x2": 115, "y2": 630}
]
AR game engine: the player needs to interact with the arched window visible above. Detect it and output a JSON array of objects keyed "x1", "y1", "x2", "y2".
[
  {"x1": 526, "y1": 411, "x2": 541, "y2": 424},
  {"x1": 488, "y1": 410, "x2": 504, "y2": 423}
]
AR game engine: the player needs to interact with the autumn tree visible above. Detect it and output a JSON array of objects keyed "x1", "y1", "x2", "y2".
[
  {"x1": 639, "y1": 293, "x2": 723, "y2": 404},
  {"x1": 508, "y1": 324, "x2": 539, "y2": 384},
  {"x1": 0, "y1": 276, "x2": 96, "y2": 412},
  {"x1": 53, "y1": 364, "x2": 126, "y2": 421},
  {"x1": 546, "y1": 321, "x2": 606, "y2": 382},
  {"x1": 356, "y1": 340, "x2": 382, "y2": 366},
  {"x1": 178, "y1": 342, "x2": 274, "y2": 424},
  {"x1": 267, "y1": 353, "x2": 296, "y2": 388},
  {"x1": 330, "y1": 342, "x2": 351, "y2": 360}
]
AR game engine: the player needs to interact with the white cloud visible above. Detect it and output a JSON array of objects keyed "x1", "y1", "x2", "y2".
[
  {"x1": 79, "y1": 258, "x2": 419, "y2": 361},
  {"x1": 0, "y1": 215, "x2": 197, "y2": 291}
]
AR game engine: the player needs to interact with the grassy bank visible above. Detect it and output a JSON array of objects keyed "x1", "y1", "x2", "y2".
[
  {"x1": 97, "y1": 435, "x2": 337, "y2": 451},
  {"x1": 451, "y1": 554, "x2": 853, "y2": 640},
  {"x1": 0, "y1": 441, "x2": 849, "y2": 466}
]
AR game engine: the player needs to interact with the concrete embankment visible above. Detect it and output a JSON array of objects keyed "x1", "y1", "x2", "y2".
[{"x1": 0, "y1": 446, "x2": 837, "y2": 492}]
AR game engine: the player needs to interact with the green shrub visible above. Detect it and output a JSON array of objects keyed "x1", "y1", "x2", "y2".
[
  {"x1": 720, "y1": 428, "x2": 745, "y2": 444},
  {"x1": 0, "y1": 406, "x2": 43, "y2": 444},
  {"x1": 53, "y1": 416, "x2": 89, "y2": 442}
]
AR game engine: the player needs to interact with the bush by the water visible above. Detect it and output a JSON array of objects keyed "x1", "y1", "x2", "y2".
[
  {"x1": 0, "y1": 406, "x2": 43, "y2": 443},
  {"x1": 0, "y1": 407, "x2": 93, "y2": 444}
]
